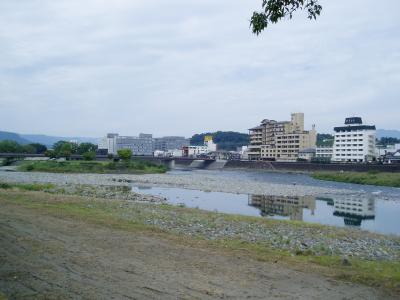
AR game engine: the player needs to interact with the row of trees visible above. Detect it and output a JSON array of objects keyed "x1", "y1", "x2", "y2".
[
  {"x1": 45, "y1": 141, "x2": 98, "y2": 160},
  {"x1": 0, "y1": 140, "x2": 47, "y2": 154},
  {"x1": 0, "y1": 139, "x2": 135, "y2": 161}
]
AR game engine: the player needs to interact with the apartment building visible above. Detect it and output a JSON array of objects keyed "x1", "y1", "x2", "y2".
[
  {"x1": 98, "y1": 133, "x2": 154, "y2": 155},
  {"x1": 332, "y1": 117, "x2": 376, "y2": 163},
  {"x1": 248, "y1": 113, "x2": 317, "y2": 161},
  {"x1": 315, "y1": 146, "x2": 333, "y2": 160},
  {"x1": 154, "y1": 136, "x2": 189, "y2": 151}
]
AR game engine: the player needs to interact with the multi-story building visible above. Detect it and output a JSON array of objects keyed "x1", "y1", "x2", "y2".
[
  {"x1": 154, "y1": 136, "x2": 189, "y2": 151},
  {"x1": 183, "y1": 136, "x2": 217, "y2": 157},
  {"x1": 98, "y1": 133, "x2": 154, "y2": 156},
  {"x1": 98, "y1": 133, "x2": 119, "y2": 155},
  {"x1": 315, "y1": 146, "x2": 333, "y2": 160},
  {"x1": 116, "y1": 133, "x2": 154, "y2": 156},
  {"x1": 248, "y1": 113, "x2": 317, "y2": 161},
  {"x1": 332, "y1": 117, "x2": 376, "y2": 163}
]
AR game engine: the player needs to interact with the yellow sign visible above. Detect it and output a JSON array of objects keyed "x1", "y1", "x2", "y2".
[{"x1": 204, "y1": 135, "x2": 213, "y2": 142}]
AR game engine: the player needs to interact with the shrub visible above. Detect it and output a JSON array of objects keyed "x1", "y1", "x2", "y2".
[
  {"x1": 117, "y1": 149, "x2": 132, "y2": 161},
  {"x1": 26, "y1": 164, "x2": 34, "y2": 171},
  {"x1": 82, "y1": 151, "x2": 96, "y2": 161}
]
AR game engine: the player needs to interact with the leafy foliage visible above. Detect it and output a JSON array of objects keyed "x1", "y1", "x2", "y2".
[
  {"x1": 191, "y1": 131, "x2": 249, "y2": 151},
  {"x1": 316, "y1": 133, "x2": 334, "y2": 147},
  {"x1": 377, "y1": 137, "x2": 400, "y2": 147},
  {"x1": 117, "y1": 149, "x2": 132, "y2": 161},
  {"x1": 82, "y1": 151, "x2": 96, "y2": 161},
  {"x1": 0, "y1": 140, "x2": 47, "y2": 154},
  {"x1": 250, "y1": 0, "x2": 322, "y2": 35},
  {"x1": 51, "y1": 141, "x2": 97, "y2": 158},
  {"x1": 77, "y1": 142, "x2": 97, "y2": 155},
  {"x1": 17, "y1": 160, "x2": 166, "y2": 174}
]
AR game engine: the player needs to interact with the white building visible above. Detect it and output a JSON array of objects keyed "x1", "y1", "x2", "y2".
[
  {"x1": 332, "y1": 117, "x2": 376, "y2": 163},
  {"x1": 376, "y1": 143, "x2": 400, "y2": 157},
  {"x1": 183, "y1": 136, "x2": 217, "y2": 157},
  {"x1": 98, "y1": 133, "x2": 119, "y2": 155},
  {"x1": 98, "y1": 133, "x2": 154, "y2": 155},
  {"x1": 316, "y1": 146, "x2": 333, "y2": 160},
  {"x1": 298, "y1": 148, "x2": 316, "y2": 161}
]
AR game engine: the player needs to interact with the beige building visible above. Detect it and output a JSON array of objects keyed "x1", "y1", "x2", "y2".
[{"x1": 248, "y1": 113, "x2": 316, "y2": 161}]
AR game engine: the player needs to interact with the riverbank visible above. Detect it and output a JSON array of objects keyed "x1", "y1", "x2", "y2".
[
  {"x1": 312, "y1": 171, "x2": 400, "y2": 187},
  {"x1": 0, "y1": 170, "x2": 359, "y2": 197},
  {"x1": 17, "y1": 160, "x2": 167, "y2": 174},
  {"x1": 0, "y1": 189, "x2": 399, "y2": 298}
]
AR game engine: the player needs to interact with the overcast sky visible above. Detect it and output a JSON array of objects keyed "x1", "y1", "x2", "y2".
[{"x1": 0, "y1": 0, "x2": 399, "y2": 138}]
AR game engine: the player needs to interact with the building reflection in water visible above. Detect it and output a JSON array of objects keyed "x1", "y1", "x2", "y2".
[
  {"x1": 248, "y1": 195, "x2": 316, "y2": 221},
  {"x1": 331, "y1": 197, "x2": 375, "y2": 226},
  {"x1": 248, "y1": 195, "x2": 375, "y2": 227}
]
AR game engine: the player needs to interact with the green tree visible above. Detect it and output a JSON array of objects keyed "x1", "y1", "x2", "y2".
[
  {"x1": 21, "y1": 144, "x2": 36, "y2": 154},
  {"x1": 28, "y1": 143, "x2": 47, "y2": 154},
  {"x1": 250, "y1": 0, "x2": 322, "y2": 35},
  {"x1": 77, "y1": 143, "x2": 97, "y2": 155},
  {"x1": 0, "y1": 140, "x2": 22, "y2": 153},
  {"x1": 44, "y1": 150, "x2": 57, "y2": 158},
  {"x1": 56, "y1": 143, "x2": 72, "y2": 159},
  {"x1": 117, "y1": 149, "x2": 132, "y2": 161},
  {"x1": 82, "y1": 151, "x2": 96, "y2": 161},
  {"x1": 53, "y1": 141, "x2": 70, "y2": 153},
  {"x1": 377, "y1": 137, "x2": 400, "y2": 147}
]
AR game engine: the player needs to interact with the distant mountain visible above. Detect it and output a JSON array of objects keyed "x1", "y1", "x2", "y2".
[
  {"x1": 0, "y1": 130, "x2": 99, "y2": 147},
  {"x1": 191, "y1": 131, "x2": 249, "y2": 151},
  {"x1": 376, "y1": 129, "x2": 400, "y2": 139},
  {"x1": 0, "y1": 131, "x2": 31, "y2": 145},
  {"x1": 20, "y1": 134, "x2": 99, "y2": 147}
]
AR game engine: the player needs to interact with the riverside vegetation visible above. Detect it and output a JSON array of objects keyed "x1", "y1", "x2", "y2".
[
  {"x1": 17, "y1": 160, "x2": 167, "y2": 174},
  {"x1": 0, "y1": 182, "x2": 399, "y2": 294},
  {"x1": 312, "y1": 171, "x2": 400, "y2": 187}
]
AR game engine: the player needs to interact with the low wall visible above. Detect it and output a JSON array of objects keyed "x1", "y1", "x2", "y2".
[{"x1": 224, "y1": 160, "x2": 400, "y2": 173}]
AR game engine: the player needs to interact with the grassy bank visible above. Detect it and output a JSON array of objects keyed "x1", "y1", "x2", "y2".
[
  {"x1": 312, "y1": 171, "x2": 400, "y2": 187},
  {"x1": 0, "y1": 187, "x2": 399, "y2": 293},
  {"x1": 17, "y1": 160, "x2": 167, "y2": 174}
]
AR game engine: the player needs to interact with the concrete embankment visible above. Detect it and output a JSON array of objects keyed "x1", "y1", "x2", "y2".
[{"x1": 223, "y1": 160, "x2": 400, "y2": 173}]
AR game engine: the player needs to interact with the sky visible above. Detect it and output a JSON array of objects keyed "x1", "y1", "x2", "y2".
[{"x1": 0, "y1": 0, "x2": 399, "y2": 138}]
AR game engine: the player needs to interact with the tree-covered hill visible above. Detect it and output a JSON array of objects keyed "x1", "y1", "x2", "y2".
[
  {"x1": 0, "y1": 131, "x2": 31, "y2": 145},
  {"x1": 190, "y1": 131, "x2": 249, "y2": 151}
]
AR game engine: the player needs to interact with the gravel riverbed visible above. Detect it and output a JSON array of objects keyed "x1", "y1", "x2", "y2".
[{"x1": 0, "y1": 170, "x2": 360, "y2": 197}]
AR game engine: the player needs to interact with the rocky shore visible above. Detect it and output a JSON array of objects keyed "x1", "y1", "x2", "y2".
[{"x1": 0, "y1": 170, "x2": 361, "y2": 197}]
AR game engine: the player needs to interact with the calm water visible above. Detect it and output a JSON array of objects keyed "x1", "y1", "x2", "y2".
[{"x1": 132, "y1": 170, "x2": 400, "y2": 236}]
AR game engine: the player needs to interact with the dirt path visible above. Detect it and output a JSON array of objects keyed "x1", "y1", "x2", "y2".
[{"x1": 0, "y1": 201, "x2": 394, "y2": 300}]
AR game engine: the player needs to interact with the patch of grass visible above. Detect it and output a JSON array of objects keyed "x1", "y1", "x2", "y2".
[
  {"x1": 0, "y1": 182, "x2": 54, "y2": 191},
  {"x1": 0, "y1": 292, "x2": 8, "y2": 300},
  {"x1": 17, "y1": 160, "x2": 167, "y2": 174},
  {"x1": 312, "y1": 171, "x2": 400, "y2": 187}
]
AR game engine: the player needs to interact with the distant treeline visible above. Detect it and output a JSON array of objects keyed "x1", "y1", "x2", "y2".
[
  {"x1": 0, "y1": 140, "x2": 98, "y2": 159},
  {"x1": 0, "y1": 140, "x2": 47, "y2": 154},
  {"x1": 378, "y1": 137, "x2": 400, "y2": 146},
  {"x1": 191, "y1": 131, "x2": 249, "y2": 151}
]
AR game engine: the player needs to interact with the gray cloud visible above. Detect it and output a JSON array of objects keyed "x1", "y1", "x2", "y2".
[{"x1": 0, "y1": 0, "x2": 399, "y2": 137}]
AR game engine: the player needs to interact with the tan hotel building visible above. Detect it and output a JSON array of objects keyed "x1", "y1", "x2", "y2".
[{"x1": 248, "y1": 113, "x2": 316, "y2": 161}]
